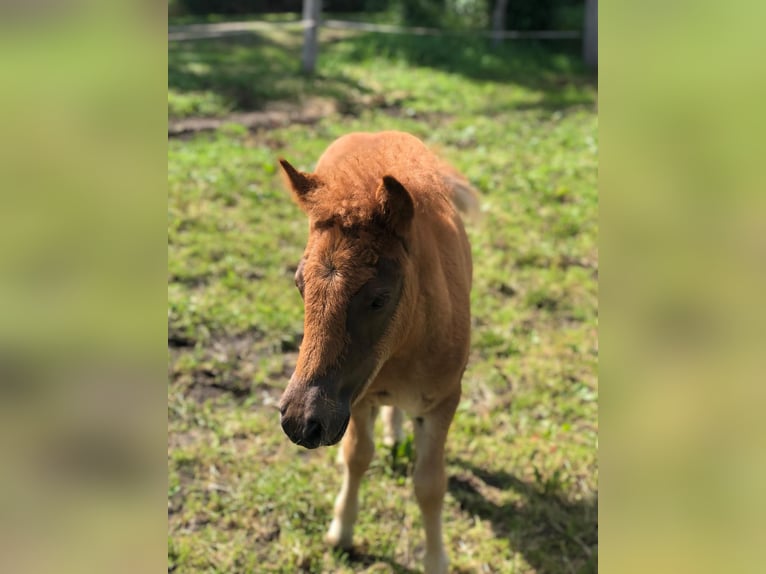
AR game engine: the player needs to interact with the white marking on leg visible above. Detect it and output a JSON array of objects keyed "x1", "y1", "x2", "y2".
[
  {"x1": 325, "y1": 405, "x2": 376, "y2": 549},
  {"x1": 381, "y1": 405, "x2": 404, "y2": 447},
  {"x1": 326, "y1": 466, "x2": 358, "y2": 548},
  {"x1": 413, "y1": 428, "x2": 449, "y2": 574},
  {"x1": 412, "y1": 393, "x2": 459, "y2": 574}
]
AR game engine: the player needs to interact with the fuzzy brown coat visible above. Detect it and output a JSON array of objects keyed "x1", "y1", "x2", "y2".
[{"x1": 278, "y1": 131, "x2": 476, "y2": 574}]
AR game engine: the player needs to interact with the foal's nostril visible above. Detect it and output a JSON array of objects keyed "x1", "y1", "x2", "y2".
[
  {"x1": 303, "y1": 418, "x2": 323, "y2": 448},
  {"x1": 280, "y1": 415, "x2": 293, "y2": 438}
]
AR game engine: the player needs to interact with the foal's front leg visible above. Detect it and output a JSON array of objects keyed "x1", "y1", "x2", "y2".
[
  {"x1": 413, "y1": 391, "x2": 460, "y2": 574},
  {"x1": 326, "y1": 402, "x2": 377, "y2": 549}
]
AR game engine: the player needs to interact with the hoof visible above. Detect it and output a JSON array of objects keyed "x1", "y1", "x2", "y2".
[
  {"x1": 325, "y1": 518, "x2": 353, "y2": 549},
  {"x1": 423, "y1": 551, "x2": 448, "y2": 574},
  {"x1": 382, "y1": 434, "x2": 399, "y2": 448}
]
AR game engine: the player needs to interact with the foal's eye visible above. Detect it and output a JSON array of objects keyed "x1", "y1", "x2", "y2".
[{"x1": 370, "y1": 293, "x2": 389, "y2": 310}]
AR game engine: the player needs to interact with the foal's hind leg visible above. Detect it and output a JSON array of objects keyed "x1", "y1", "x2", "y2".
[
  {"x1": 413, "y1": 391, "x2": 460, "y2": 574},
  {"x1": 326, "y1": 402, "x2": 377, "y2": 549},
  {"x1": 381, "y1": 405, "x2": 404, "y2": 447}
]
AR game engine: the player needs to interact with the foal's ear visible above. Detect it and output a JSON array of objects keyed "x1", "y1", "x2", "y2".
[
  {"x1": 278, "y1": 158, "x2": 319, "y2": 205},
  {"x1": 376, "y1": 175, "x2": 414, "y2": 234}
]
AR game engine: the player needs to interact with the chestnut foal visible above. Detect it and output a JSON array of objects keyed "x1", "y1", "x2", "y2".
[{"x1": 278, "y1": 131, "x2": 475, "y2": 574}]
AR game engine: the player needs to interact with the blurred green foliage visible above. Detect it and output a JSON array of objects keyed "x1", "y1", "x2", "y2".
[{"x1": 169, "y1": 0, "x2": 585, "y2": 31}]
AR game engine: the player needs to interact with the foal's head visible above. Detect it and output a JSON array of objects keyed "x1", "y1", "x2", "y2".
[{"x1": 277, "y1": 159, "x2": 414, "y2": 449}]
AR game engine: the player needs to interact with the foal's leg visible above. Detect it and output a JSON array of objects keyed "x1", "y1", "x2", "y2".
[
  {"x1": 413, "y1": 391, "x2": 460, "y2": 574},
  {"x1": 381, "y1": 405, "x2": 404, "y2": 447},
  {"x1": 326, "y1": 402, "x2": 377, "y2": 549}
]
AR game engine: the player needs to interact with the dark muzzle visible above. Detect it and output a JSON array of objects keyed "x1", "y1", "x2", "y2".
[{"x1": 279, "y1": 383, "x2": 350, "y2": 449}]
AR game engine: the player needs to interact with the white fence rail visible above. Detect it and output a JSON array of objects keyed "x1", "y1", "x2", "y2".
[
  {"x1": 168, "y1": 4, "x2": 596, "y2": 73},
  {"x1": 168, "y1": 19, "x2": 582, "y2": 43},
  {"x1": 322, "y1": 19, "x2": 580, "y2": 39}
]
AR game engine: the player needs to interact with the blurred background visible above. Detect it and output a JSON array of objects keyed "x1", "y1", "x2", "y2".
[
  {"x1": 168, "y1": 2, "x2": 598, "y2": 573},
  {"x1": 5, "y1": 1, "x2": 766, "y2": 573}
]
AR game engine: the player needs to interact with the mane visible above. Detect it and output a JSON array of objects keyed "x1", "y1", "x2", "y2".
[{"x1": 306, "y1": 133, "x2": 454, "y2": 230}]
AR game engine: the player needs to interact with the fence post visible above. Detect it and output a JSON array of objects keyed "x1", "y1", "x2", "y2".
[
  {"x1": 491, "y1": 0, "x2": 508, "y2": 47},
  {"x1": 301, "y1": 0, "x2": 321, "y2": 74},
  {"x1": 583, "y1": 0, "x2": 597, "y2": 69}
]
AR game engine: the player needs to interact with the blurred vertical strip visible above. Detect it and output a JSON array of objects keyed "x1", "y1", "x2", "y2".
[
  {"x1": 0, "y1": 2, "x2": 166, "y2": 574},
  {"x1": 602, "y1": 0, "x2": 766, "y2": 572},
  {"x1": 583, "y1": 0, "x2": 597, "y2": 69},
  {"x1": 301, "y1": 0, "x2": 321, "y2": 74}
]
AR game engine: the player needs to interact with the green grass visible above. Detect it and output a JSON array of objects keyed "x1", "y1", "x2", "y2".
[
  {"x1": 169, "y1": 27, "x2": 597, "y2": 574},
  {"x1": 168, "y1": 27, "x2": 591, "y2": 119}
]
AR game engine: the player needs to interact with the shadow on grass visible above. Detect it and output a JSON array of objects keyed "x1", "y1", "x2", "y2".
[
  {"x1": 337, "y1": 32, "x2": 593, "y2": 88},
  {"x1": 344, "y1": 33, "x2": 597, "y2": 112},
  {"x1": 169, "y1": 30, "x2": 595, "y2": 118},
  {"x1": 169, "y1": 31, "x2": 372, "y2": 115},
  {"x1": 448, "y1": 459, "x2": 598, "y2": 574},
  {"x1": 334, "y1": 547, "x2": 421, "y2": 574}
]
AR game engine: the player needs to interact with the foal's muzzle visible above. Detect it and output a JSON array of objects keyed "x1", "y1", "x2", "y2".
[
  {"x1": 280, "y1": 412, "x2": 321, "y2": 449},
  {"x1": 279, "y1": 385, "x2": 350, "y2": 449},
  {"x1": 279, "y1": 409, "x2": 350, "y2": 449}
]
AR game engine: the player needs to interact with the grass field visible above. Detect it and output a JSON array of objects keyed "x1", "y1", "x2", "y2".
[{"x1": 168, "y1": 25, "x2": 597, "y2": 573}]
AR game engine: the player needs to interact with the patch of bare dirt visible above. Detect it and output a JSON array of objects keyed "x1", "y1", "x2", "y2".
[
  {"x1": 168, "y1": 92, "x2": 446, "y2": 138},
  {"x1": 168, "y1": 98, "x2": 338, "y2": 137},
  {"x1": 168, "y1": 428, "x2": 212, "y2": 451},
  {"x1": 168, "y1": 328, "x2": 298, "y2": 405}
]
